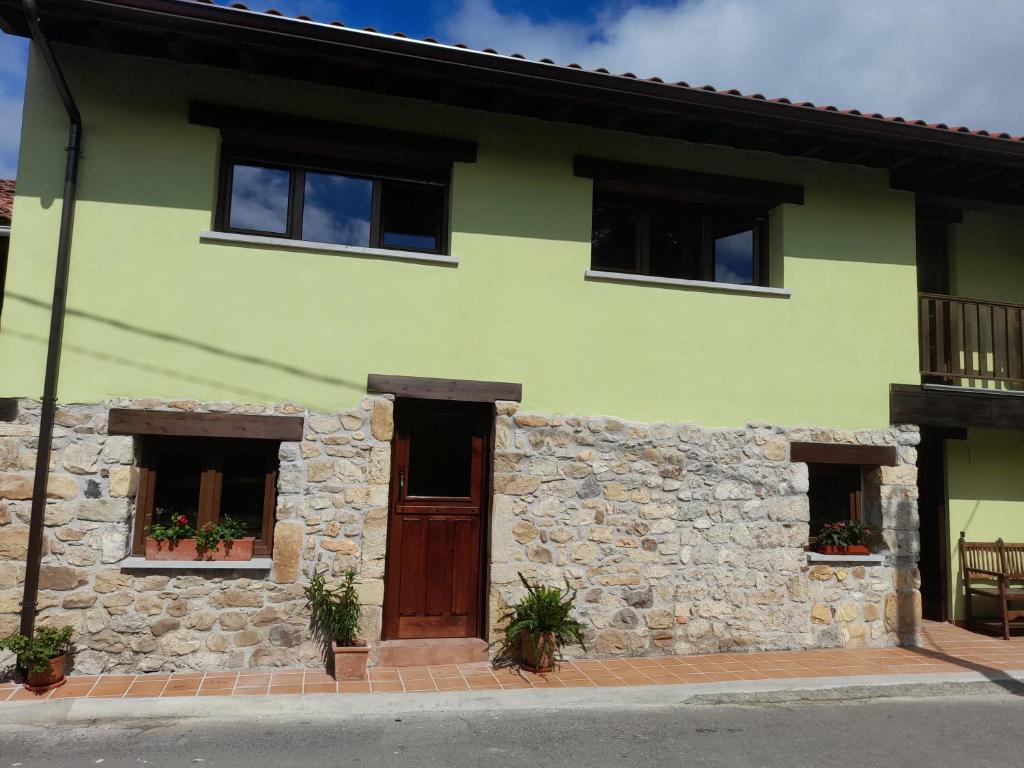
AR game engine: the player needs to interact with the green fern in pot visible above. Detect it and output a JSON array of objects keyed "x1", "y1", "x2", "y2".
[{"x1": 502, "y1": 573, "x2": 586, "y2": 672}]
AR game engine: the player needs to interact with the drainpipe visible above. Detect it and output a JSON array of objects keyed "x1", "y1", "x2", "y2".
[{"x1": 19, "y1": 0, "x2": 82, "y2": 639}]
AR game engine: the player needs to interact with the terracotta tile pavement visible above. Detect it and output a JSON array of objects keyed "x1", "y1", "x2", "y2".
[{"x1": 3, "y1": 621, "x2": 1022, "y2": 703}]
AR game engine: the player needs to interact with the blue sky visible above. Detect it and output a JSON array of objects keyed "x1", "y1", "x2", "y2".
[{"x1": 2, "y1": 0, "x2": 1023, "y2": 180}]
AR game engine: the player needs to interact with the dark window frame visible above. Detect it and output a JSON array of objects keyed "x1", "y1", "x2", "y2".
[
  {"x1": 590, "y1": 191, "x2": 771, "y2": 286},
  {"x1": 215, "y1": 144, "x2": 450, "y2": 255},
  {"x1": 806, "y1": 462, "x2": 864, "y2": 548},
  {"x1": 132, "y1": 436, "x2": 280, "y2": 557}
]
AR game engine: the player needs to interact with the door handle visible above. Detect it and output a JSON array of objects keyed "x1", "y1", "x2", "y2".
[{"x1": 399, "y1": 470, "x2": 405, "y2": 490}]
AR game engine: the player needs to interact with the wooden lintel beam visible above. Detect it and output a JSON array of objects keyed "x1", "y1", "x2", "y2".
[
  {"x1": 790, "y1": 442, "x2": 898, "y2": 466},
  {"x1": 108, "y1": 408, "x2": 305, "y2": 441},
  {"x1": 367, "y1": 374, "x2": 522, "y2": 403}
]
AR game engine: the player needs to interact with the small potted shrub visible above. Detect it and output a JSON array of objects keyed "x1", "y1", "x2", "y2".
[
  {"x1": 0, "y1": 625, "x2": 75, "y2": 692},
  {"x1": 502, "y1": 573, "x2": 586, "y2": 673},
  {"x1": 817, "y1": 520, "x2": 873, "y2": 555},
  {"x1": 146, "y1": 513, "x2": 254, "y2": 561},
  {"x1": 305, "y1": 569, "x2": 368, "y2": 681}
]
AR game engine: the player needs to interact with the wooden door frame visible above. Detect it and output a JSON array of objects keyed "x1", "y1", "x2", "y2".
[
  {"x1": 918, "y1": 427, "x2": 961, "y2": 623},
  {"x1": 380, "y1": 398, "x2": 494, "y2": 641}
]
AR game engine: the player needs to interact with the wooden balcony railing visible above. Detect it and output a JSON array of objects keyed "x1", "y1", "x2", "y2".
[{"x1": 919, "y1": 293, "x2": 1024, "y2": 389}]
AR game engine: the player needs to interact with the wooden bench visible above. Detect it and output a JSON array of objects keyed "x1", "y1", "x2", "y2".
[{"x1": 959, "y1": 533, "x2": 1024, "y2": 640}]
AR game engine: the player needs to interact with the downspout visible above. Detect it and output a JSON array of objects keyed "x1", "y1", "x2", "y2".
[{"x1": 19, "y1": 0, "x2": 82, "y2": 638}]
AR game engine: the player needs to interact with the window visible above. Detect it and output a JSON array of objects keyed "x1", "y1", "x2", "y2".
[
  {"x1": 132, "y1": 437, "x2": 279, "y2": 557},
  {"x1": 591, "y1": 194, "x2": 768, "y2": 285},
  {"x1": 218, "y1": 148, "x2": 448, "y2": 254},
  {"x1": 807, "y1": 463, "x2": 863, "y2": 543}
]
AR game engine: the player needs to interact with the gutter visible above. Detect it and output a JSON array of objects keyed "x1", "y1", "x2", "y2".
[{"x1": 18, "y1": 0, "x2": 82, "y2": 639}]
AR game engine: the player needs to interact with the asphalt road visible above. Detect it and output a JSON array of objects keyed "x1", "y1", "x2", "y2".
[{"x1": 0, "y1": 693, "x2": 1020, "y2": 767}]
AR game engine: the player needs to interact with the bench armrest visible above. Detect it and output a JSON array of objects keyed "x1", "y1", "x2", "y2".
[{"x1": 965, "y1": 568, "x2": 1006, "y2": 579}]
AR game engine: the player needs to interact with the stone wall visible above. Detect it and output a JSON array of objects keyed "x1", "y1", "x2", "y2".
[
  {"x1": 1, "y1": 396, "x2": 921, "y2": 675},
  {"x1": 0, "y1": 396, "x2": 393, "y2": 675},
  {"x1": 488, "y1": 403, "x2": 921, "y2": 656}
]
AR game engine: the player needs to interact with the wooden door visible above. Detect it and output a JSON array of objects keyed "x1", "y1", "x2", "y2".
[{"x1": 382, "y1": 401, "x2": 491, "y2": 640}]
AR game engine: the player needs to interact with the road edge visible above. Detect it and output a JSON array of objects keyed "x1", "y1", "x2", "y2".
[{"x1": 2, "y1": 670, "x2": 1023, "y2": 725}]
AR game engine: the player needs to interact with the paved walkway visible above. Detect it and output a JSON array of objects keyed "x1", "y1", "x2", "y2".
[{"x1": 3, "y1": 621, "x2": 1022, "y2": 703}]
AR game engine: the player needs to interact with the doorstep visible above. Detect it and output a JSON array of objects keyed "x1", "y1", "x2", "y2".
[{"x1": 376, "y1": 638, "x2": 489, "y2": 668}]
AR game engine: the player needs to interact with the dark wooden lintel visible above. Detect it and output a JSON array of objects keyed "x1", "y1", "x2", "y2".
[
  {"x1": 108, "y1": 408, "x2": 304, "y2": 441},
  {"x1": 574, "y1": 155, "x2": 804, "y2": 206},
  {"x1": 189, "y1": 102, "x2": 478, "y2": 164},
  {"x1": 790, "y1": 442, "x2": 898, "y2": 467},
  {"x1": 890, "y1": 383, "x2": 1024, "y2": 431},
  {"x1": 367, "y1": 374, "x2": 522, "y2": 403}
]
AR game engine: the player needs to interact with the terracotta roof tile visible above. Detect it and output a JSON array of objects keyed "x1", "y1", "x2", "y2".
[
  {"x1": 155, "y1": 2, "x2": 1024, "y2": 146},
  {"x1": 0, "y1": 179, "x2": 13, "y2": 227}
]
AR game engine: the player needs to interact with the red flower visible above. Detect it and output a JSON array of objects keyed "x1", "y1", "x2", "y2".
[{"x1": 175, "y1": 515, "x2": 189, "y2": 526}]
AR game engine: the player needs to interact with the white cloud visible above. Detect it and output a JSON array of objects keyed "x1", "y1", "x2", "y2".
[{"x1": 443, "y1": 0, "x2": 1024, "y2": 135}]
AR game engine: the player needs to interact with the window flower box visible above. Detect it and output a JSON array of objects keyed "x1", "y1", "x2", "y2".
[
  {"x1": 816, "y1": 544, "x2": 871, "y2": 556},
  {"x1": 145, "y1": 537, "x2": 255, "y2": 562}
]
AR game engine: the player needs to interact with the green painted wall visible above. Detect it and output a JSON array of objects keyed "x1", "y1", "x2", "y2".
[
  {"x1": 949, "y1": 210, "x2": 1024, "y2": 304},
  {"x1": 946, "y1": 429, "x2": 1024, "y2": 619},
  {"x1": 943, "y1": 211, "x2": 1024, "y2": 619},
  {"x1": 0, "y1": 46, "x2": 920, "y2": 428}
]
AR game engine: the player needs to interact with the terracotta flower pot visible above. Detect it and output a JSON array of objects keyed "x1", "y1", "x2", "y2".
[
  {"x1": 145, "y1": 537, "x2": 255, "y2": 561},
  {"x1": 332, "y1": 640, "x2": 369, "y2": 681},
  {"x1": 818, "y1": 544, "x2": 871, "y2": 556},
  {"x1": 520, "y1": 631, "x2": 557, "y2": 673},
  {"x1": 24, "y1": 654, "x2": 67, "y2": 693}
]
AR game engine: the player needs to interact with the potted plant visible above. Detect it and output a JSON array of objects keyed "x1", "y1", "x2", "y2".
[
  {"x1": 305, "y1": 569, "x2": 368, "y2": 681},
  {"x1": 502, "y1": 573, "x2": 586, "y2": 673},
  {"x1": 0, "y1": 625, "x2": 75, "y2": 692},
  {"x1": 817, "y1": 520, "x2": 873, "y2": 555},
  {"x1": 145, "y1": 513, "x2": 254, "y2": 561}
]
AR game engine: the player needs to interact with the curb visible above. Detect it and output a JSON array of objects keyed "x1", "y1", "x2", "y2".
[{"x1": 2, "y1": 670, "x2": 1023, "y2": 725}]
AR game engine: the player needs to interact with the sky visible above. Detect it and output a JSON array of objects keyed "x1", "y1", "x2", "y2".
[{"x1": 1, "y1": 0, "x2": 1024, "y2": 180}]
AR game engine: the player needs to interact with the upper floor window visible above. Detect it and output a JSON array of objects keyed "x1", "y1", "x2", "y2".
[
  {"x1": 218, "y1": 148, "x2": 448, "y2": 255},
  {"x1": 591, "y1": 195, "x2": 768, "y2": 286},
  {"x1": 575, "y1": 156, "x2": 804, "y2": 290}
]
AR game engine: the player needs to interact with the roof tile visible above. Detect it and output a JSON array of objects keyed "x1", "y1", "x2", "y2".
[
  {"x1": 0, "y1": 179, "x2": 14, "y2": 227},
  {"x1": 166, "y1": 1, "x2": 1024, "y2": 145}
]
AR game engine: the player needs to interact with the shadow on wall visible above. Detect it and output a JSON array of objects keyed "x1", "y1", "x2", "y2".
[{"x1": 5, "y1": 292, "x2": 365, "y2": 403}]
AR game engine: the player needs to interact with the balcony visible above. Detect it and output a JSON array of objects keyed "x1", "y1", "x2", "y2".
[{"x1": 919, "y1": 293, "x2": 1024, "y2": 391}]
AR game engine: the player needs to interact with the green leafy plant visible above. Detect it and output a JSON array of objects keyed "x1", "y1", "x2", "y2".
[
  {"x1": 0, "y1": 626, "x2": 74, "y2": 674},
  {"x1": 305, "y1": 570, "x2": 361, "y2": 649},
  {"x1": 193, "y1": 516, "x2": 248, "y2": 554},
  {"x1": 147, "y1": 513, "x2": 194, "y2": 542},
  {"x1": 501, "y1": 573, "x2": 586, "y2": 666},
  {"x1": 818, "y1": 520, "x2": 873, "y2": 546}
]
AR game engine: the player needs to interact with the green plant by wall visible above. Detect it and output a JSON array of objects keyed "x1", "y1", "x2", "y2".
[
  {"x1": 146, "y1": 513, "x2": 194, "y2": 541},
  {"x1": 193, "y1": 516, "x2": 247, "y2": 554},
  {"x1": 502, "y1": 573, "x2": 586, "y2": 664},
  {"x1": 817, "y1": 520, "x2": 873, "y2": 546},
  {"x1": 305, "y1": 570, "x2": 361, "y2": 649},
  {"x1": 0, "y1": 626, "x2": 74, "y2": 673}
]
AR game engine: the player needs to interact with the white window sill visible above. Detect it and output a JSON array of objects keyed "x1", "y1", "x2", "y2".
[
  {"x1": 806, "y1": 552, "x2": 886, "y2": 565},
  {"x1": 120, "y1": 557, "x2": 274, "y2": 571},
  {"x1": 585, "y1": 269, "x2": 792, "y2": 297},
  {"x1": 200, "y1": 231, "x2": 460, "y2": 266}
]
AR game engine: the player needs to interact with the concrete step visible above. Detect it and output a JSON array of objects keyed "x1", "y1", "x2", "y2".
[{"x1": 376, "y1": 638, "x2": 489, "y2": 667}]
